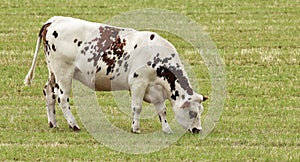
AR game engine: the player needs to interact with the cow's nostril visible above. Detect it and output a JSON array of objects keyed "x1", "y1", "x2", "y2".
[{"x1": 191, "y1": 128, "x2": 202, "y2": 134}]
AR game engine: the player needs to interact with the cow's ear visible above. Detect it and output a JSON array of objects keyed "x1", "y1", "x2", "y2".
[
  {"x1": 181, "y1": 101, "x2": 190, "y2": 109},
  {"x1": 203, "y1": 96, "x2": 209, "y2": 102}
]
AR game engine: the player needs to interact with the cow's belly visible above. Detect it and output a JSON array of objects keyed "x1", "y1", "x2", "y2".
[
  {"x1": 73, "y1": 65, "x2": 130, "y2": 91},
  {"x1": 94, "y1": 72, "x2": 129, "y2": 91}
]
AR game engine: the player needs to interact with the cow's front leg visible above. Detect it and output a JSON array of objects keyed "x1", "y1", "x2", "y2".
[
  {"x1": 130, "y1": 82, "x2": 147, "y2": 134},
  {"x1": 131, "y1": 104, "x2": 142, "y2": 134},
  {"x1": 154, "y1": 102, "x2": 172, "y2": 134}
]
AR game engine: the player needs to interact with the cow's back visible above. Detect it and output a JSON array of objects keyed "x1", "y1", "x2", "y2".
[{"x1": 44, "y1": 16, "x2": 102, "y2": 62}]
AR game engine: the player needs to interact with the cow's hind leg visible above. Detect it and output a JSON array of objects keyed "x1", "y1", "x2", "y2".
[
  {"x1": 43, "y1": 72, "x2": 57, "y2": 128},
  {"x1": 55, "y1": 75, "x2": 80, "y2": 131},
  {"x1": 154, "y1": 102, "x2": 173, "y2": 134}
]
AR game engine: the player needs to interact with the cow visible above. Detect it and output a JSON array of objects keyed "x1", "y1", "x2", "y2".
[{"x1": 24, "y1": 16, "x2": 208, "y2": 134}]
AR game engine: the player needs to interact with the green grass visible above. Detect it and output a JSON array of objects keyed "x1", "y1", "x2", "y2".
[{"x1": 1, "y1": 0, "x2": 299, "y2": 161}]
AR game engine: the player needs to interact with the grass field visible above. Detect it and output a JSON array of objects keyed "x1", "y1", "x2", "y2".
[{"x1": 1, "y1": 0, "x2": 299, "y2": 161}]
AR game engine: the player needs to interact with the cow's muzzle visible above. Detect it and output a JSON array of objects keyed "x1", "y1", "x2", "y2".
[{"x1": 189, "y1": 127, "x2": 202, "y2": 134}]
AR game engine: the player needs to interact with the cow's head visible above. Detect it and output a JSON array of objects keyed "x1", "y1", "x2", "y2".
[{"x1": 173, "y1": 93, "x2": 208, "y2": 133}]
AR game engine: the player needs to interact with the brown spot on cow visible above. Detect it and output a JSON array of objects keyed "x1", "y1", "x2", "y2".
[
  {"x1": 96, "y1": 67, "x2": 101, "y2": 73},
  {"x1": 54, "y1": 83, "x2": 59, "y2": 89},
  {"x1": 111, "y1": 37, "x2": 127, "y2": 59},
  {"x1": 52, "y1": 44, "x2": 56, "y2": 52},
  {"x1": 124, "y1": 62, "x2": 129, "y2": 72},
  {"x1": 77, "y1": 41, "x2": 82, "y2": 47},
  {"x1": 39, "y1": 23, "x2": 51, "y2": 43},
  {"x1": 50, "y1": 72, "x2": 56, "y2": 85},
  {"x1": 102, "y1": 52, "x2": 116, "y2": 75},
  {"x1": 39, "y1": 23, "x2": 52, "y2": 54},
  {"x1": 96, "y1": 26, "x2": 123, "y2": 53},
  {"x1": 84, "y1": 46, "x2": 89, "y2": 52},
  {"x1": 150, "y1": 34, "x2": 155, "y2": 40},
  {"x1": 181, "y1": 95, "x2": 185, "y2": 100},
  {"x1": 171, "y1": 90, "x2": 179, "y2": 100},
  {"x1": 147, "y1": 61, "x2": 152, "y2": 66},
  {"x1": 86, "y1": 26, "x2": 129, "y2": 76},
  {"x1": 52, "y1": 31, "x2": 58, "y2": 38},
  {"x1": 86, "y1": 26, "x2": 124, "y2": 67},
  {"x1": 117, "y1": 60, "x2": 123, "y2": 67}
]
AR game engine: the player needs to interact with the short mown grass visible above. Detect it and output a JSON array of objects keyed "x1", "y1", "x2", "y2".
[{"x1": 1, "y1": 0, "x2": 299, "y2": 161}]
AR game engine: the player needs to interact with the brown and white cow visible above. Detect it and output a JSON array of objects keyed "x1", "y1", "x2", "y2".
[{"x1": 24, "y1": 16, "x2": 208, "y2": 133}]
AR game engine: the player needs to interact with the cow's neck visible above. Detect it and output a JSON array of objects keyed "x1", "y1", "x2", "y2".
[
  {"x1": 155, "y1": 64, "x2": 194, "y2": 105},
  {"x1": 168, "y1": 82, "x2": 195, "y2": 106}
]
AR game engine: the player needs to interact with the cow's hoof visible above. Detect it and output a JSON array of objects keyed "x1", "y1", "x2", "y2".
[
  {"x1": 49, "y1": 122, "x2": 54, "y2": 128},
  {"x1": 131, "y1": 128, "x2": 140, "y2": 134},
  {"x1": 49, "y1": 122, "x2": 58, "y2": 129},
  {"x1": 189, "y1": 128, "x2": 202, "y2": 134},
  {"x1": 73, "y1": 126, "x2": 80, "y2": 131},
  {"x1": 70, "y1": 125, "x2": 80, "y2": 131}
]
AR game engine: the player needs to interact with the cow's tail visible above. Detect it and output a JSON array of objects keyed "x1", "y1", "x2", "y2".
[
  {"x1": 24, "y1": 21, "x2": 52, "y2": 86},
  {"x1": 24, "y1": 33, "x2": 42, "y2": 86}
]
